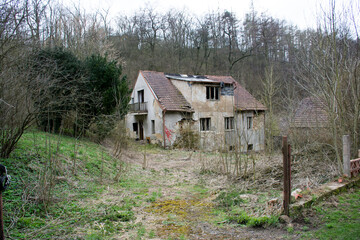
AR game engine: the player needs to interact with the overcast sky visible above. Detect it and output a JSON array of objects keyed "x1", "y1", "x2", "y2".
[{"x1": 61, "y1": 0, "x2": 357, "y2": 30}]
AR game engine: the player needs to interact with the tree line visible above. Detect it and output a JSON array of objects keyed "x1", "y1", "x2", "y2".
[{"x1": 1, "y1": 0, "x2": 359, "y2": 170}]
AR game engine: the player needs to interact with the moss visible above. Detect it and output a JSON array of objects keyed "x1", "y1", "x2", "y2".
[{"x1": 146, "y1": 199, "x2": 213, "y2": 238}]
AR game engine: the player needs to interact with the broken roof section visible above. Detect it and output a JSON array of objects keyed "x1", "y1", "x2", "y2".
[
  {"x1": 140, "y1": 71, "x2": 193, "y2": 112},
  {"x1": 293, "y1": 97, "x2": 328, "y2": 128},
  {"x1": 141, "y1": 70, "x2": 266, "y2": 112}
]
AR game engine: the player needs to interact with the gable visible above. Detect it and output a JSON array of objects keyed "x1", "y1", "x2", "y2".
[{"x1": 140, "y1": 71, "x2": 192, "y2": 112}]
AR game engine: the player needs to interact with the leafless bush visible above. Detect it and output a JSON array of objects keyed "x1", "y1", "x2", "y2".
[
  {"x1": 173, "y1": 121, "x2": 200, "y2": 150},
  {"x1": 106, "y1": 120, "x2": 130, "y2": 181}
]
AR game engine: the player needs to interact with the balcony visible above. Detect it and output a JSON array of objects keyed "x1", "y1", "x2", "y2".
[{"x1": 129, "y1": 102, "x2": 148, "y2": 114}]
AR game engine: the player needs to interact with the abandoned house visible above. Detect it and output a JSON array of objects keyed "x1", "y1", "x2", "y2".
[{"x1": 125, "y1": 70, "x2": 266, "y2": 151}]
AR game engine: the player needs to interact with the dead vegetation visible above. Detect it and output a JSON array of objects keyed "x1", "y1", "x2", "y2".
[{"x1": 102, "y1": 138, "x2": 339, "y2": 239}]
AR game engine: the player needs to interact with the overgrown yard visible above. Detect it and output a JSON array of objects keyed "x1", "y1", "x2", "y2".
[{"x1": 1, "y1": 130, "x2": 357, "y2": 239}]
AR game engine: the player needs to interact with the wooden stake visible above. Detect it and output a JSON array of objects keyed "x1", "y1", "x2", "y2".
[
  {"x1": 283, "y1": 136, "x2": 291, "y2": 216},
  {"x1": 343, "y1": 135, "x2": 350, "y2": 176}
]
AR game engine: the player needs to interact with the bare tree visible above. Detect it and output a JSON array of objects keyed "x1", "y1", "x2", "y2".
[{"x1": 294, "y1": 0, "x2": 360, "y2": 170}]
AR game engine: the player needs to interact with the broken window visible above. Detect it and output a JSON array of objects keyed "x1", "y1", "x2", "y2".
[
  {"x1": 225, "y1": 117, "x2": 234, "y2": 130},
  {"x1": 247, "y1": 116, "x2": 253, "y2": 129},
  {"x1": 200, "y1": 118, "x2": 211, "y2": 131},
  {"x1": 206, "y1": 86, "x2": 219, "y2": 100}
]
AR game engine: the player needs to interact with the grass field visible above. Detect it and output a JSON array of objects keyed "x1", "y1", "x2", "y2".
[{"x1": 1, "y1": 130, "x2": 359, "y2": 239}]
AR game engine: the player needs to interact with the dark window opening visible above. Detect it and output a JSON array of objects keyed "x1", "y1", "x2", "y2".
[
  {"x1": 137, "y1": 90, "x2": 144, "y2": 103},
  {"x1": 151, "y1": 120, "x2": 155, "y2": 134},
  {"x1": 200, "y1": 118, "x2": 211, "y2": 131},
  {"x1": 206, "y1": 86, "x2": 219, "y2": 100},
  {"x1": 247, "y1": 116, "x2": 253, "y2": 129},
  {"x1": 247, "y1": 144, "x2": 253, "y2": 151},
  {"x1": 133, "y1": 122, "x2": 138, "y2": 132},
  {"x1": 225, "y1": 117, "x2": 234, "y2": 130}
]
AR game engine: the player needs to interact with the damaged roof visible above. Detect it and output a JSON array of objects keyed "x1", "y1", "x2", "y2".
[
  {"x1": 141, "y1": 71, "x2": 193, "y2": 112},
  {"x1": 141, "y1": 71, "x2": 266, "y2": 112},
  {"x1": 293, "y1": 97, "x2": 328, "y2": 128}
]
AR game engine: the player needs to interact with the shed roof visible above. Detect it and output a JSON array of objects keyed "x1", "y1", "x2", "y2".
[{"x1": 293, "y1": 97, "x2": 328, "y2": 128}]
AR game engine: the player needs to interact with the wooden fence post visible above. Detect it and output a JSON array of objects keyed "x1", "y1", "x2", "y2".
[
  {"x1": 343, "y1": 135, "x2": 350, "y2": 177},
  {"x1": 283, "y1": 136, "x2": 291, "y2": 216}
]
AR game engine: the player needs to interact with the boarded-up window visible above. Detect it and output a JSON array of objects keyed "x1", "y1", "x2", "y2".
[
  {"x1": 200, "y1": 118, "x2": 211, "y2": 131},
  {"x1": 225, "y1": 117, "x2": 234, "y2": 130},
  {"x1": 206, "y1": 86, "x2": 219, "y2": 100}
]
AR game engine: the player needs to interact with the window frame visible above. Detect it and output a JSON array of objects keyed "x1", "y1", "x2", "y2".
[
  {"x1": 247, "y1": 116, "x2": 253, "y2": 129},
  {"x1": 206, "y1": 86, "x2": 219, "y2": 100},
  {"x1": 224, "y1": 117, "x2": 234, "y2": 130},
  {"x1": 200, "y1": 118, "x2": 211, "y2": 131},
  {"x1": 151, "y1": 120, "x2": 155, "y2": 134}
]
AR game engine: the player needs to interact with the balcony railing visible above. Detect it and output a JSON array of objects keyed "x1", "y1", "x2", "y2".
[{"x1": 129, "y1": 102, "x2": 148, "y2": 113}]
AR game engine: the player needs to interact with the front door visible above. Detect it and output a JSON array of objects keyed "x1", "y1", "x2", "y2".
[{"x1": 139, "y1": 120, "x2": 144, "y2": 140}]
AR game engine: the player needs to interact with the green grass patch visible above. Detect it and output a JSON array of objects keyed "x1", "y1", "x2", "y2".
[
  {"x1": 1, "y1": 130, "x2": 131, "y2": 239},
  {"x1": 215, "y1": 188, "x2": 247, "y2": 209},
  {"x1": 302, "y1": 188, "x2": 360, "y2": 239}
]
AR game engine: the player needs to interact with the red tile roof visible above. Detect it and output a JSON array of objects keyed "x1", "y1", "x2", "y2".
[
  {"x1": 293, "y1": 97, "x2": 328, "y2": 127},
  {"x1": 141, "y1": 71, "x2": 192, "y2": 112},
  {"x1": 233, "y1": 82, "x2": 266, "y2": 111}
]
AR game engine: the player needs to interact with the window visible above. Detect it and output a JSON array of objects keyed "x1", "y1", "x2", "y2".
[
  {"x1": 200, "y1": 118, "x2": 211, "y2": 131},
  {"x1": 151, "y1": 120, "x2": 155, "y2": 134},
  {"x1": 247, "y1": 116, "x2": 253, "y2": 129},
  {"x1": 247, "y1": 144, "x2": 253, "y2": 151},
  {"x1": 225, "y1": 117, "x2": 234, "y2": 130},
  {"x1": 206, "y1": 86, "x2": 219, "y2": 100},
  {"x1": 133, "y1": 123, "x2": 138, "y2": 136},
  {"x1": 137, "y1": 90, "x2": 144, "y2": 103}
]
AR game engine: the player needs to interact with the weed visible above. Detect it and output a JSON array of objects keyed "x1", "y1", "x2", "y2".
[
  {"x1": 302, "y1": 226, "x2": 309, "y2": 231},
  {"x1": 216, "y1": 188, "x2": 246, "y2": 209},
  {"x1": 287, "y1": 226, "x2": 294, "y2": 233},
  {"x1": 146, "y1": 189, "x2": 162, "y2": 202},
  {"x1": 148, "y1": 229, "x2": 156, "y2": 238},
  {"x1": 137, "y1": 225, "x2": 146, "y2": 239},
  {"x1": 226, "y1": 208, "x2": 278, "y2": 228}
]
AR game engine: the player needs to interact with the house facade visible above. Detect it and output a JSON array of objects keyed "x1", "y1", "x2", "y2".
[{"x1": 125, "y1": 70, "x2": 266, "y2": 151}]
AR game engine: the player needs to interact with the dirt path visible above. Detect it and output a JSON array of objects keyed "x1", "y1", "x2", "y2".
[{"x1": 103, "y1": 145, "x2": 298, "y2": 239}]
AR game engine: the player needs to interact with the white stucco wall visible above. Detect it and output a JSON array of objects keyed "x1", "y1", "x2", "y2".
[{"x1": 125, "y1": 73, "x2": 164, "y2": 144}]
